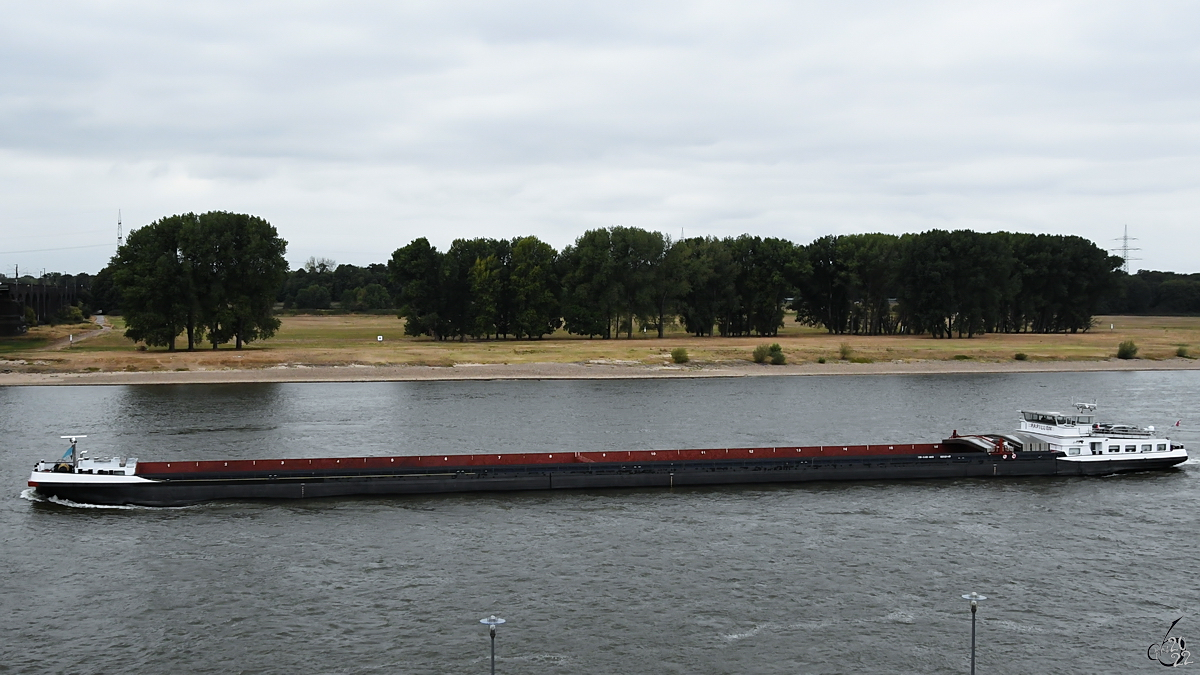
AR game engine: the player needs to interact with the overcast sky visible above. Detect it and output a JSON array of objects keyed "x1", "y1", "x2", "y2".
[{"x1": 3, "y1": 1, "x2": 1199, "y2": 275}]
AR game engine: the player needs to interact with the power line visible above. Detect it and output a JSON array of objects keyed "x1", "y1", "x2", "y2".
[
  {"x1": 0, "y1": 243, "x2": 113, "y2": 255},
  {"x1": 4, "y1": 228, "x2": 111, "y2": 241}
]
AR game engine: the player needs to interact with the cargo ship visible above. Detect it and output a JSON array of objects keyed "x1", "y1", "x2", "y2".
[{"x1": 28, "y1": 404, "x2": 1189, "y2": 507}]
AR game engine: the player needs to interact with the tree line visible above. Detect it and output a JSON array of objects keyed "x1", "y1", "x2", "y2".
[
  {"x1": 277, "y1": 257, "x2": 395, "y2": 311},
  {"x1": 1099, "y1": 270, "x2": 1200, "y2": 315},
  {"x1": 384, "y1": 228, "x2": 1122, "y2": 340},
  {"x1": 799, "y1": 231, "x2": 1120, "y2": 336},
  {"x1": 18, "y1": 215, "x2": 1157, "y2": 349}
]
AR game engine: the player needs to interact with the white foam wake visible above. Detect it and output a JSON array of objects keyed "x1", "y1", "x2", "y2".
[
  {"x1": 20, "y1": 488, "x2": 44, "y2": 502},
  {"x1": 48, "y1": 495, "x2": 150, "y2": 509},
  {"x1": 722, "y1": 623, "x2": 770, "y2": 641},
  {"x1": 20, "y1": 487, "x2": 187, "y2": 510}
]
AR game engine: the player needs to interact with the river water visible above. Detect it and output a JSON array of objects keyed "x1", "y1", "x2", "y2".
[{"x1": 2, "y1": 371, "x2": 1198, "y2": 674}]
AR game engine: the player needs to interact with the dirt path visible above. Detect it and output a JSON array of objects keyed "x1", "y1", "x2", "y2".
[{"x1": 42, "y1": 316, "x2": 110, "y2": 351}]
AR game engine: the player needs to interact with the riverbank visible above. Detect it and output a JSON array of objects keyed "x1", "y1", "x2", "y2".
[
  {"x1": 3, "y1": 313, "x2": 1199, "y2": 385},
  {"x1": 3, "y1": 356, "x2": 1199, "y2": 386}
]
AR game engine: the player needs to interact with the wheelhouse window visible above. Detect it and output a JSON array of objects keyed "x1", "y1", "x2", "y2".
[
  {"x1": 1109, "y1": 445, "x2": 1120, "y2": 453},
  {"x1": 1125, "y1": 445, "x2": 1137, "y2": 453},
  {"x1": 1158, "y1": 443, "x2": 1168, "y2": 452},
  {"x1": 1068, "y1": 447, "x2": 1080, "y2": 456},
  {"x1": 1023, "y1": 412, "x2": 1071, "y2": 426},
  {"x1": 1141, "y1": 444, "x2": 1152, "y2": 452}
]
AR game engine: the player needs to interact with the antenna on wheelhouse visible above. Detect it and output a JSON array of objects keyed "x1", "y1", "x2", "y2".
[{"x1": 60, "y1": 435, "x2": 87, "y2": 465}]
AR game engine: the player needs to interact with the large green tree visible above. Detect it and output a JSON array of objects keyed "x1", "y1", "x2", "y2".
[
  {"x1": 470, "y1": 241, "x2": 514, "y2": 339},
  {"x1": 443, "y1": 238, "x2": 500, "y2": 339},
  {"x1": 110, "y1": 211, "x2": 287, "y2": 350},
  {"x1": 560, "y1": 229, "x2": 619, "y2": 338},
  {"x1": 795, "y1": 233, "x2": 900, "y2": 336},
  {"x1": 677, "y1": 237, "x2": 737, "y2": 337},
  {"x1": 641, "y1": 237, "x2": 689, "y2": 338},
  {"x1": 732, "y1": 235, "x2": 805, "y2": 336},
  {"x1": 388, "y1": 238, "x2": 448, "y2": 339},
  {"x1": 559, "y1": 226, "x2": 669, "y2": 338},
  {"x1": 192, "y1": 212, "x2": 289, "y2": 349},
  {"x1": 111, "y1": 214, "x2": 195, "y2": 350},
  {"x1": 508, "y1": 236, "x2": 561, "y2": 338}
]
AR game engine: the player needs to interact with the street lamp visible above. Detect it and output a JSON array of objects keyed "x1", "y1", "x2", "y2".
[
  {"x1": 480, "y1": 615, "x2": 506, "y2": 675},
  {"x1": 961, "y1": 592, "x2": 987, "y2": 675}
]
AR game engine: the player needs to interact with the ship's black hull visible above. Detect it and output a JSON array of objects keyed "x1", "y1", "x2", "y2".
[{"x1": 33, "y1": 451, "x2": 1188, "y2": 507}]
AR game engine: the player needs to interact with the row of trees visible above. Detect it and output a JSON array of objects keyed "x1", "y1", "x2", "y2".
[
  {"x1": 386, "y1": 228, "x2": 1121, "y2": 340},
  {"x1": 20, "y1": 216, "x2": 1137, "y2": 348},
  {"x1": 559, "y1": 230, "x2": 804, "y2": 338},
  {"x1": 278, "y1": 258, "x2": 396, "y2": 310},
  {"x1": 386, "y1": 230, "x2": 806, "y2": 340},
  {"x1": 390, "y1": 236, "x2": 563, "y2": 339},
  {"x1": 109, "y1": 212, "x2": 288, "y2": 350},
  {"x1": 801, "y1": 231, "x2": 1120, "y2": 336}
]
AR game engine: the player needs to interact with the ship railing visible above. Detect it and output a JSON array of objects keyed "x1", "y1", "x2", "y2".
[
  {"x1": 1089, "y1": 425, "x2": 1155, "y2": 438},
  {"x1": 78, "y1": 457, "x2": 133, "y2": 468}
]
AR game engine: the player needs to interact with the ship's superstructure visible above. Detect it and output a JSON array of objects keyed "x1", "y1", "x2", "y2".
[{"x1": 1015, "y1": 403, "x2": 1187, "y2": 467}]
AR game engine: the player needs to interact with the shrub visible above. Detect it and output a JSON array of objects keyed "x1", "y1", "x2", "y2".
[
  {"x1": 768, "y1": 343, "x2": 786, "y2": 365},
  {"x1": 1014, "y1": 352, "x2": 1028, "y2": 361},
  {"x1": 359, "y1": 284, "x2": 392, "y2": 310},
  {"x1": 295, "y1": 284, "x2": 332, "y2": 310},
  {"x1": 953, "y1": 354, "x2": 972, "y2": 360},
  {"x1": 52, "y1": 305, "x2": 87, "y2": 324},
  {"x1": 1117, "y1": 340, "x2": 1138, "y2": 359},
  {"x1": 817, "y1": 357, "x2": 826, "y2": 364},
  {"x1": 670, "y1": 347, "x2": 689, "y2": 364},
  {"x1": 339, "y1": 289, "x2": 361, "y2": 311},
  {"x1": 838, "y1": 343, "x2": 853, "y2": 360},
  {"x1": 752, "y1": 344, "x2": 770, "y2": 363},
  {"x1": 1177, "y1": 346, "x2": 1192, "y2": 359}
]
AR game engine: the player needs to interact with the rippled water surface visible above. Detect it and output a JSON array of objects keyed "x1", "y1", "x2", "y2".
[{"x1": 2, "y1": 372, "x2": 1199, "y2": 674}]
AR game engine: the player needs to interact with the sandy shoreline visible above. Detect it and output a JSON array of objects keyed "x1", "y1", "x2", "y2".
[{"x1": 2, "y1": 357, "x2": 1199, "y2": 386}]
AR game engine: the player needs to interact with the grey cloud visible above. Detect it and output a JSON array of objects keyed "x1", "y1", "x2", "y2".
[{"x1": 3, "y1": 0, "x2": 1200, "y2": 274}]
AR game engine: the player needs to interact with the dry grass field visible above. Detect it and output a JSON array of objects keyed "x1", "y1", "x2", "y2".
[{"x1": 2, "y1": 313, "x2": 1198, "y2": 374}]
